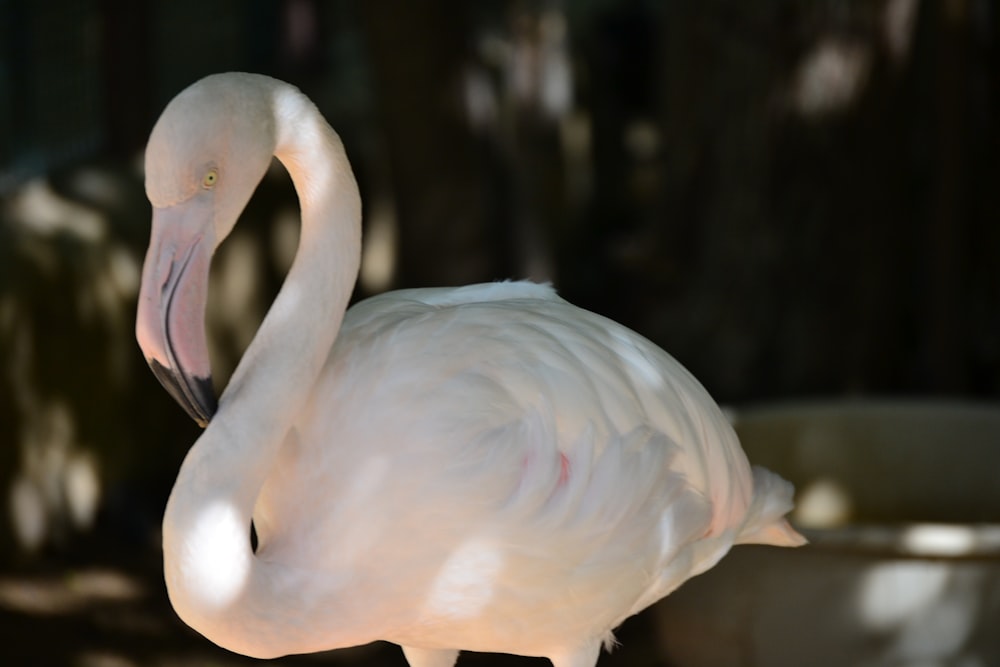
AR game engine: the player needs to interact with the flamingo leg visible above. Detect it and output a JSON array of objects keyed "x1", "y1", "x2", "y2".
[
  {"x1": 401, "y1": 646, "x2": 459, "y2": 667},
  {"x1": 548, "y1": 642, "x2": 602, "y2": 667}
]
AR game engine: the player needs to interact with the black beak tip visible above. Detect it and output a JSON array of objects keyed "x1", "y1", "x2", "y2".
[{"x1": 148, "y1": 358, "x2": 218, "y2": 428}]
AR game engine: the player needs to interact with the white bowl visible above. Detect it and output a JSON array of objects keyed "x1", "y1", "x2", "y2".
[{"x1": 654, "y1": 400, "x2": 1000, "y2": 667}]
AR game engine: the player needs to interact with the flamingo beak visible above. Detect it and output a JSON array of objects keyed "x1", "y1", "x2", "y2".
[{"x1": 136, "y1": 202, "x2": 218, "y2": 427}]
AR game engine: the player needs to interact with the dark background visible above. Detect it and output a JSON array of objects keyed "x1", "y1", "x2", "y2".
[{"x1": 0, "y1": 0, "x2": 997, "y2": 664}]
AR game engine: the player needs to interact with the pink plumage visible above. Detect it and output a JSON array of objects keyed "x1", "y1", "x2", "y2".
[{"x1": 137, "y1": 72, "x2": 805, "y2": 667}]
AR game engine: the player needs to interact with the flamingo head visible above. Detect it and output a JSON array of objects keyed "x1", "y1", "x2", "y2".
[{"x1": 136, "y1": 73, "x2": 278, "y2": 426}]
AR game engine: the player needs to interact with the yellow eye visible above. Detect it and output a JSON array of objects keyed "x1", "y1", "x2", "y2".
[{"x1": 202, "y1": 169, "x2": 218, "y2": 189}]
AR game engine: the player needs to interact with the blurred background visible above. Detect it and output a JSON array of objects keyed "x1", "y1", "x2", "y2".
[{"x1": 0, "y1": 0, "x2": 998, "y2": 665}]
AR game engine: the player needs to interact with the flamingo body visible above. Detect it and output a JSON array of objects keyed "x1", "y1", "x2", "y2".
[{"x1": 137, "y1": 73, "x2": 804, "y2": 667}]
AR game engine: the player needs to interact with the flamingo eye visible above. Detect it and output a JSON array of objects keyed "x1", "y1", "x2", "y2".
[{"x1": 202, "y1": 169, "x2": 218, "y2": 189}]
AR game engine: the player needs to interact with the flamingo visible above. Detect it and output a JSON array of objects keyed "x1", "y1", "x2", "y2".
[{"x1": 136, "y1": 72, "x2": 805, "y2": 667}]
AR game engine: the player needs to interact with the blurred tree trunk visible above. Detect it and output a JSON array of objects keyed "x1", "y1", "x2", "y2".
[
  {"x1": 566, "y1": 0, "x2": 659, "y2": 317},
  {"x1": 922, "y1": 0, "x2": 969, "y2": 392},
  {"x1": 654, "y1": 1, "x2": 791, "y2": 400},
  {"x1": 101, "y1": 0, "x2": 150, "y2": 156},
  {"x1": 360, "y1": 1, "x2": 507, "y2": 288}
]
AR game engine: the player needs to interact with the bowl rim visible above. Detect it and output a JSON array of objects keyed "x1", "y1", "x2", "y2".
[{"x1": 798, "y1": 521, "x2": 1000, "y2": 559}]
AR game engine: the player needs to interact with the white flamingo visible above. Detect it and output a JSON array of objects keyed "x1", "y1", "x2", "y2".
[{"x1": 136, "y1": 73, "x2": 805, "y2": 667}]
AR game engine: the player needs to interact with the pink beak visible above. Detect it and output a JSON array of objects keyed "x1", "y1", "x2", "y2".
[{"x1": 136, "y1": 203, "x2": 217, "y2": 427}]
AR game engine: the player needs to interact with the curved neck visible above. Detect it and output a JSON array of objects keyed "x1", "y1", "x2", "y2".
[
  {"x1": 220, "y1": 87, "x2": 361, "y2": 453},
  {"x1": 162, "y1": 86, "x2": 365, "y2": 658}
]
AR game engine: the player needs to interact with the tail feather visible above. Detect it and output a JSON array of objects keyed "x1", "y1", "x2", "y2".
[{"x1": 735, "y1": 466, "x2": 808, "y2": 547}]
